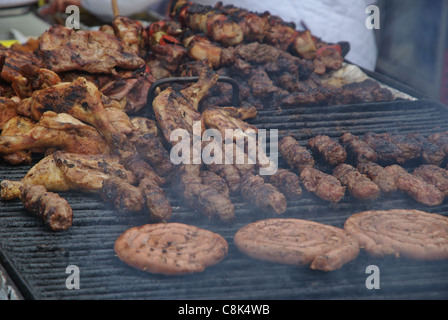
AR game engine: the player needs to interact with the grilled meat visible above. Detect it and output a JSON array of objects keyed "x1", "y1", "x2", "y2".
[
  {"x1": 172, "y1": 164, "x2": 235, "y2": 223},
  {"x1": 0, "y1": 116, "x2": 35, "y2": 165},
  {"x1": 409, "y1": 133, "x2": 446, "y2": 166},
  {"x1": 356, "y1": 161, "x2": 397, "y2": 195},
  {"x1": 281, "y1": 79, "x2": 394, "y2": 107},
  {"x1": 0, "y1": 44, "x2": 42, "y2": 83},
  {"x1": 153, "y1": 67, "x2": 219, "y2": 144},
  {"x1": 138, "y1": 177, "x2": 172, "y2": 222},
  {"x1": 333, "y1": 163, "x2": 380, "y2": 201},
  {"x1": 308, "y1": 135, "x2": 347, "y2": 166},
  {"x1": 0, "y1": 151, "x2": 137, "y2": 201},
  {"x1": 12, "y1": 64, "x2": 61, "y2": 99},
  {"x1": 300, "y1": 166, "x2": 346, "y2": 203},
  {"x1": 129, "y1": 117, "x2": 173, "y2": 178},
  {"x1": 339, "y1": 132, "x2": 378, "y2": 164},
  {"x1": 267, "y1": 168, "x2": 303, "y2": 201},
  {"x1": 362, "y1": 132, "x2": 406, "y2": 164},
  {"x1": 112, "y1": 16, "x2": 145, "y2": 55},
  {"x1": 385, "y1": 164, "x2": 445, "y2": 206},
  {"x1": 377, "y1": 132, "x2": 422, "y2": 163},
  {"x1": 241, "y1": 172, "x2": 287, "y2": 214},
  {"x1": 200, "y1": 169, "x2": 230, "y2": 197},
  {"x1": 413, "y1": 164, "x2": 448, "y2": 196},
  {"x1": 38, "y1": 24, "x2": 145, "y2": 74},
  {"x1": 19, "y1": 77, "x2": 121, "y2": 146},
  {"x1": 0, "y1": 97, "x2": 19, "y2": 130},
  {"x1": 0, "y1": 112, "x2": 110, "y2": 157},
  {"x1": 101, "y1": 178, "x2": 146, "y2": 213},
  {"x1": 279, "y1": 136, "x2": 315, "y2": 173},
  {"x1": 20, "y1": 183, "x2": 73, "y2": 231},
  {"x1": 428, "y1": 131, "x2": 448, "y2": 155}
]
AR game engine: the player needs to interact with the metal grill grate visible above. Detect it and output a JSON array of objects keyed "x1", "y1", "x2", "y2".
[{"x1": 1, "y1": 98, "x2": 448, "y2": 300}]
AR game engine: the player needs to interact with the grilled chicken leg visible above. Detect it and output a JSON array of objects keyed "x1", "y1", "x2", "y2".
[{"x1": 152, "y1": 67, "x2": 219, "y2": 143}]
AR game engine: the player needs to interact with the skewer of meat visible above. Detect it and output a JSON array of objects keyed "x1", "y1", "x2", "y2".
[
  {"x1": 307, "y1": 135, "x2": 347, "y2": 166},
  {"x1": 169, "y1": 0, "x2": 344, "y2": 74},
  {"x1": 356, "y1": 161, "x2": 397, "y2": 195},
  {"x1": 339, "y1": 132, "x2": 378, "y2": 164},
  {"x1": 385, "y1": 164, "x2": 445, "y2": 206},
  {"x1": 333, "y1": 164, "x2": 380, "y2": 201},
  {"x1": 300, "y1": 166, "x2": 346, "y2": 203},
  {"x1": 279, "y1": 136, "x2": 315, "y2": 173}
]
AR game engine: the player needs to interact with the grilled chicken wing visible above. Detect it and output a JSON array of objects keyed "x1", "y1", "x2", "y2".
[
  {"x1": 0, "y1": 112, "x2": 110, "y2": 157},
  {"x1": 18, "y1": 77, "x2": 121, "y2": 146}
]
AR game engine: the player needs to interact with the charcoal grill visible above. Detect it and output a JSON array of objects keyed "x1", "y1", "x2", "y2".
[{"x1": 1, "y1": 71, "x2": 448, "y2": 300}]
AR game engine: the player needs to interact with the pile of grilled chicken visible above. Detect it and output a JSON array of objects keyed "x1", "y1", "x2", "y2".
[{"x1": 0, "y1": 0, "x2": 402, "y2": 231}]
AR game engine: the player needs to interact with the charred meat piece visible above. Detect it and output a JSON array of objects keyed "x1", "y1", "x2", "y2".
[
  {"x1": 362, "y1": 132, "x2": 406, "y2": 164},
  {"x1": 1, "y1": 116, "x2": 35, "y2": 165},
  {"x1": 248, "y1": 67, "x2": 287, "y2": 99},
  {"x1": 333, "y1": 164, "x2": 380, "y2": 201},
  {"x1": 19, "y1": 77, "x2": 121, "y2": 146},
  {"x1": 20, "y1": 183, "x2": 73, "y2": 231},
  {"x1": 281, "y1": 79, "x2": 394, "y2": 107},
  {"x1": 12, "y1": 64, "x2": 61, "y2": 99},
  {"x1": 428, "y1": 131, "x2": 448, "y2": 155},
  {"x1": 101, "y1": 178, "x2": 146, "y2": 213},
  {"x1": 279, "y1": 136, "x2": 315, "y2": 173},
  {"x1": 385, "y1": 165, "x2": 445, "y2": 206},
  {"x1": 241, "y1": 172, "x2": 287, "y2": 214},
  {"x1": 138, "y1": 177, "x2": 172, "y2": 222},
  {"x1": 0, "y1": 45, "x2": 42, "y2": 83},
  {"x1": 184, "y1": 34, "x2": 223, "y2": 69},
  {"x1": 112, "y1": 16, "x2": 145, "y2": 55},
  {"x1": 0, "y1": 97, "x2": 19, "y2": 130},
  {"x1": 300, "y1": 166, "x2": 346, "y2": 203},
  {"x1": 408, "y1": 133, "x2": 446, "y2": 166},
  {"x1": 377, "y1": 132, "x2": 422, "y2": 162},
  {"x1": 38, "y1": 25, "x2": 144, "y2": 74},
  {"x1": 129, "y1": 117, "x2": 173, "y2": 178},
  {"x1": 0, "y1": 151, "x2": 138, "y2": 201},
  {"x1": 173, "y1": 164, "x2": 235, "y2": 223},
  {"x1": 413, "y1": 164, "x2": 448, "y2": 196},
  {"x1": 308, "y1": 135, "x2": 347, "y2": 166},
  {"x1": 221, "y1": 42, "x2": 314, "y2": 80},
  {"x1": 203, "y1": 104, "x2": 258, "y2": 131},
  {"x1": 0, "y1": 112, "x2": 110, "y2": 157},
  {"x1": 357, "y1": 161, "x2": 397, "y2": 195},
  {"x1": 174, "y1": 1, "x2": 244, "y2": 47},
  {"x1": 206, "y1": 161, "x2": 242, "y2": 195},
  {"x1": 200, "y1": 170, "x2": 230, "y2": 197},
  {"x1": 339, "y1": 133, "x2": 378, "y2": 164},
  {"x1": 119, "y1": 151, "x2": 166, "y2": 186},
  {"x1": 268, "y1": 168, "x2": 302, "y2": 201}
]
